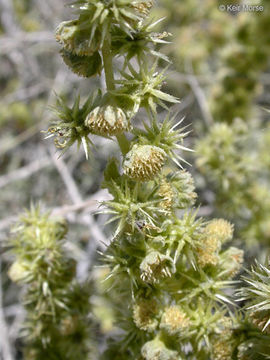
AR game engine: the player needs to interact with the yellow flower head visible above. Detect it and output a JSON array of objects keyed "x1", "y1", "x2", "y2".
[
  {"x1": 123, "y1": 144, "x2": 166, "y2": 181},
  {"x1": 205, "y1": 219, "x2": 234, "y2": 244},
  {"x1": 160, "y1": 305, "x2": 190, "y2": 335},
  {"x1": 133, "y1": 298, "x2": 158, "y2": 331},
  {"x1": 85, "y1": 105, "x2": 129, "y2": 137}
]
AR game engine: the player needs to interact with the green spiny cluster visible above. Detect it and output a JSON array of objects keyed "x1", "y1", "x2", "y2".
[
  {"x1": 195, "y1": 117, "x2": 270, "y2": 249},
  {"x1": 158, "y1": 0, "x2": 270, "y2": 121},
  {"x1": 169, "y1": 2, "x2": 270, "y2": 251},
  {"x1": 8, "y1": 206, "x2": 94, "y2": 360},
  {"x1": 49, "y1": 1, "x2": 248, "y2": 358},
  {"x1": 101, "y1": 210, "x2": 244, "y2": 358},
  {"x1": 9, "y1": 0, "x2": 270, "y2": 359},
  {"x1": 239, "y1": 260, "x2": 270, "y2": 334},
  {"x1": 48, "y1": 0, "x2": 256, "y2": 358},
  {"x1": 47, "y1": 0, "x2": 178, "y2": 157},
  {"x1": 210, "y1": 0, "x2": 270, "y2": 123},
  {"x1": 195, "y1": 119, "x2": 254, "y2": 211},
  {"x1": 55, "y1": 0, "x2": 154, "y2": 57},
  {"x1": 157, "y1": 0, "x2": 235, "y2": 73},
  {"x1": 158, "y1": 1, "x2": 270, "y2": 252},
  {"x1": 212, "y1": 260, "x2": 270, "y2": 360}
]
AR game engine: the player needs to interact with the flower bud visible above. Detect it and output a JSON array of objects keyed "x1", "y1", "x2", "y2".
[
  {"x1": 132, "y1": 0, "x2": 154, "y2": 16},
  {"x1": 212, "y1": 337, "x2": 234, "y2": 360},
  {"x1": 24, "y1": 349, "x2": 39, "y2": 360},
  {"x1": 141, "y1": 338, "x2": 178, "y2": 360},
  {"x1": 196, "y1": 219, "x2": 234, "y2": 268},
  {"x1": 251, "y1": 311, "x2": 270, "y2": 334},
  {"x1": 85, "y1": 105, "x2": 129, "y2": 137},
  {"x1": 205, "y1": 219, "x2": 234, "y2": 244},
  {"x1": 160, "y1": 305, "x2": 190, "y2": 335},
  {"x1": 170, "y1": 170, "x2": 197, "y2": 209},
  {"x1": 55, "y1": 20, "x2": 77, "y2": 51},
  {"x1": 8, "y1": 260, "x2": 29, "y2": 283},
  {"x1": 220, "y1": 247, "x2": 244, "y2": 278},
  {"x1": 60, "y1": 315, "x2": 78, "y2": 336},
  {"x1": 60, "y1": 49, "x2": 102, "y2": 78},
  {"x1": 140, "y1": 251, "x2": 175, "y2": 283},
  {"x1": 158, "y1": 180, "x2": 174, "y2": 210},
  {"x1": 196, "y1": 243, "x2": 219, "y2": 268},
  {"x1": 198, "y1": 252, "x2": 219, "y2": 268},
  {"x1": 55, "y1": 20, "x2": 101, "y2": 56},
  {"x1": 123, "y1": 144, "x2": 166, "y2": 181},
  {"x1": 158, "y1": 170, "x2": 197, "y2": 210},
  {"x1": 132, "y1": 298, "x2": 158, "y2": 331}
]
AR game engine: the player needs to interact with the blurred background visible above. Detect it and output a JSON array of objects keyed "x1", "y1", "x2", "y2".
[{"x1": 1, "y1": 0, "x2": 270, "y2": 359}]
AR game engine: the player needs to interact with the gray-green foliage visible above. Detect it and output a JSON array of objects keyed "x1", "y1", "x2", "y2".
[
  {"x1": 8, "y1": 206, "x2": 94, "y2": 360},
  {"x1": 157, "y1": 0, "x2": 270, "y2": 251}
]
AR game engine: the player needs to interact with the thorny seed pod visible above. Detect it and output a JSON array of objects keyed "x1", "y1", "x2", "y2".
[
  {"x1": 160, "y1": 305, "x2": 190, "y2": 335},
  {"x1": 140, "y1": 251, "x2": 175, "y2": 283},
  {"x1": 60, "y1": 49, "x2": 102, "y2": 78},
  {"x1": 123, "y1": 144, "x2": 166, "y2": 181},
  {"x1": 141, "y1": 338, "x2": 178, "y2": 360},
  {"x1": 132, "y1": 298, "x2": 159, "y2": 331},
  {"x1": 55, "y1": 20, "x2": 101, "y2": 56},
  {"x1": 85, "y1": 105, "x2": 129, "y2": 137}
]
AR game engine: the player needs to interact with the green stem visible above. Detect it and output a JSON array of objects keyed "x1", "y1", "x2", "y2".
[
  {"x1": 101, "y1": 35, "x2": 115, "y2": 92},
  {"x1": 116, "y1": 134, "x2": 130, "y2": 156},
  {"x1": 102, "y1": 34, "x2": 130, "y2": 155}
]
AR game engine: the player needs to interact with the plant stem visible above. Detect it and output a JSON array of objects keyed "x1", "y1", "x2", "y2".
[
  {"x1": 101, "y1": 35, "x2": 115, "y2": 92},
  {"x1": 102, "y1": 34, "x2": 130, "y2": 155},
  {"x1": 116, "y1": 134, "x2": 130, "y2": 155}
]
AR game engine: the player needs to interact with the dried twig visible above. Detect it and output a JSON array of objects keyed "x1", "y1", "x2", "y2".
[
  {"x1": 0, "y1": 157, "x2": 51, "y2": 189},
  {"x1": 0, "y1": 258, "x2": 14, "y2": 360}
]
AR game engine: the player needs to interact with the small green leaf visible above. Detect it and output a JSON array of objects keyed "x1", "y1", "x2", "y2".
[
  {"x1": 103, "y1": 157, "x2": 121, "y2": 185},
  {"x1": 150, "y1": 89, "x2": 180, "y2": 103}
]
